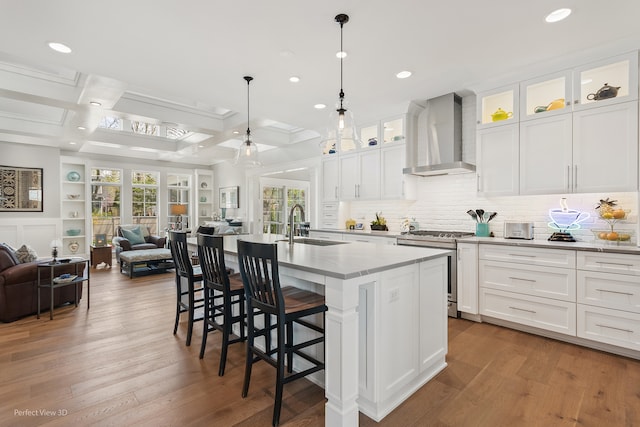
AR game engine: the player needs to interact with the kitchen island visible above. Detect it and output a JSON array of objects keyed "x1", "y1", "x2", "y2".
[{"x1": 187, "y1": 234, "x2": 451, "y2": 426}]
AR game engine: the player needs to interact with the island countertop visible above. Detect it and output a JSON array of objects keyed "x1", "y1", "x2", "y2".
[{"x1": 188, "y1": 234, "x2": 452, "y2": 280}]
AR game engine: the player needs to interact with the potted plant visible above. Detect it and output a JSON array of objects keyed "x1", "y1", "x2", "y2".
[{"x1": 370, "y1": 212, "x2": 388, "y2": 231}]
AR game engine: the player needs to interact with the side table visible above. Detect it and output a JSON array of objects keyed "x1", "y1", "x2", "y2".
[
  {"x1": 37, "y1": 258, "x2": 90, "y2": 320},
  {"x1": 90, "y1": 244, "x2": 113, "y2": 268}
]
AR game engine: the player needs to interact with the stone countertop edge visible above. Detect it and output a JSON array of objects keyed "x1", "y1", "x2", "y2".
[
  {"x1": 310, "y1": 228, "x2": 402, "y2": 237},
  {"x1": 462, "y1": 236, "x2": 640, "y2": 255},
  {"x1": 189, "y1": 234, "x2": 452, "y2": 280}
]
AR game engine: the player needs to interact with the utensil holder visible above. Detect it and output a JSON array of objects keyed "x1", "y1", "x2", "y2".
[{"x1": 476, "y1": 223, "x2": 489, "y2": 237}]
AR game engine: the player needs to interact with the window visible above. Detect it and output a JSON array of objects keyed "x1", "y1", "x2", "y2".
[
  {"x1": 167, "y1": 173, "x2": 190, "y2": 230},
  {"x1": 261, "y1": 178, "x2": 309, "y2": 235},
  {"x1": 132, "y1": 171, "x2": 159, "y2": 234},
  {"x1": 91, "y1": 168, "x2": 122, "y2": 245}
]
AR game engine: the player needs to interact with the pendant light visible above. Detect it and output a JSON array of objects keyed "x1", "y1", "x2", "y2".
[
  {"x1": 235, "y1": 75, "x2": 261, "y2": 167},
  {"x1": 322, "y1": 13, "x2": 361, "y2": 154}
]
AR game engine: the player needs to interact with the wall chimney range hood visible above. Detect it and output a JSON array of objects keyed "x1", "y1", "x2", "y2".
[{"x1": 403, "y1": 93, "x2": 475, "y2": 176}]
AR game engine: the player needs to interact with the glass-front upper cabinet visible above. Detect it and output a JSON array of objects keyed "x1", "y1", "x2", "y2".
[
  {"x1": 476, "y1": 84, "x2": 518, "y2": 128},
  {"x1": 360, "y1": 123, "x2": 379, "y2": 148},
  {"x1": 382, "y1": 116, "x2": 405, "y2": 144},
  {"x1": 520, "y1": 70, "x2": 572, "y2": 120},
  {"x1": 573, "y1": 51, "x2": 638, "y2": 111}
]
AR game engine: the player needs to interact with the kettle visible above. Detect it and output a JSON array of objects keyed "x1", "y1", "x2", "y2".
[
  {"x1": 587, "y1": 83, "x2": 621, "y2": 101},
  {"x1": 491, "y1": 107, "x2": 513, "y2": 122}
]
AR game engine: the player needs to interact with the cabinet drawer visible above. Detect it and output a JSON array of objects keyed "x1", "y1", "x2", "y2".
[
  {"x1": 322, "y1": 212, "x2": 338, "y2": 220},
  {"x1": 480, "y1": 288, "x2": 576, "y2": 335},
  {"x1": 577, "y1": 270, "x2": 640, "y2": 313},
  {"x1": 323, "y1": 202, "x2": 339, "y2": 211},
  {"x1": 479, "y1": 245, "x2": 575, "y2": 268},
  {"x1": 480, "y1": 260, "x2": 575, "y2": 302},
  {"x1": 320, "y1": 221, "x2": 339, "y2": 230},
  {"x1": 577, "y1": 251, "x2": 640, "y2": 276},
  {"x1": 577, "y1": 304, "x2": 640, "y2": 351}
]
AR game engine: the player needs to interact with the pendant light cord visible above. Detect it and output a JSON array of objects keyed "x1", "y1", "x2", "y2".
[
  {"x1": 244, "y1": 76, "x2": 253, "y2": 143},
  {"x1": 339, "y1": 19, "x2": 344, "y2": 109}
]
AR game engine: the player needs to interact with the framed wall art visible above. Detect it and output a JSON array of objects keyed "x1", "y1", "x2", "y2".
[{"x1": 0, "y1": 165, "x2": 43, "y2": 212}]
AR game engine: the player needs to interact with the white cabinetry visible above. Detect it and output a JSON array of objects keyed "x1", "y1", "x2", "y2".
[
  {"x1": 341, "y1": 233, "x2": 396, "y2": 245},
  {"x1": 380, "y1": 144, "x2": 406, "y2": 199},
  {"x1": 479, "y1": 245, "x2": 577, "y2": 335},
  {"x1": 195, "y1": 169, "x2": 213, "y2": 226},
  {"x1": 479, "y1": 51, "x2": 639, "y2": 195},
  {"x1": 60, "y1": 158, "x2": 88, "y2": 257},
  {"x1": 572, "y1": 102, "x2": 638, "y2": 193},
  {"x1": 519, "y1": 114, "x2": 573, "y2": 194},
  {"x1": 321, "y1": 157, "x2": 339, "y2": 202},
  {"x1": 339, "y1": 150, "x2": 380, "y2": 200},
  {"x1": 457, "y1": 242, "x2": 478, "y2": 315},
  {"x1": 476, "y1": 124, "x2": 519, "y2": 195},
  {"x1": 577, "y1": 251, "x2": 640, "y2": 351}
]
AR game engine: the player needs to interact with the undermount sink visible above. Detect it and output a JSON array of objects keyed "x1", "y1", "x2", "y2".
[{"x1": 277, "y1": 238, "x2": 348, "y2": 246}]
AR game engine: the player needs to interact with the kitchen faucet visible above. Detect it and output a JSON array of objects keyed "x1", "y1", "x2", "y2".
[{"x1": 288, "y1": 203, "x2": 305, "y2": 244}]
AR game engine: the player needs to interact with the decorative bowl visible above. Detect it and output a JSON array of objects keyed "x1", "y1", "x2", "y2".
[
  {"x1": 66, "y1": 229, "x2": 82, "y2": 236},
  {"x1": 66, "y1": 171, "x2": 81, "y2": 182},
  {"x1": 592, "y1": 229, "x2": 634, "y2": 243},
  {"x1": 67, "y1": 194, "x2": 81, "y2": 199}
]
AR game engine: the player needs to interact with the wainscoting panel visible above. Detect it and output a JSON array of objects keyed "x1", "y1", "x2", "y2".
[{"x1": 0, "y1": 218, "x2": 62, "y2": 256}]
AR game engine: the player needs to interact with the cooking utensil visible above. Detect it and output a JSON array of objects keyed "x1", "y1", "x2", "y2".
[
  {"x1": 467, "y1": 210, "x2": 478, "y2": 222},
  {"x1": 476, "y1": 209, "x2": 485, "y2": 222},
  {"x1": 487, "y1": 212, "x2": 498, "y2": 222}
]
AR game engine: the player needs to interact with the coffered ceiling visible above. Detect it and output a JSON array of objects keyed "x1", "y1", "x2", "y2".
[{"x1": 1, "y1": 0, "x2": 640, "y2": 166}]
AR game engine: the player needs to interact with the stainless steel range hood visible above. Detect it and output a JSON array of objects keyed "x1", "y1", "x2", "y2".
[{"x1": 403, "y1": 93, "x2": 475, "y2": 176}]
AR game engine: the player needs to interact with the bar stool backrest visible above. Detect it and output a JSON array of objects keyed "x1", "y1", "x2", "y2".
[
  {"x1": 197, "y1": 234, "x2": 228, "y2": 288},
  {"x1": 237, "y1": 240, "x2": 284, "y2": 316},
  {"x1": 168, "y1": 231, "x2": 193, "y2": 278}
]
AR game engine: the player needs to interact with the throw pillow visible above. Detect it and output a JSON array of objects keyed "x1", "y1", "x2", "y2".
[
  {"x1": 0, "y1": 243, "x2": 20, "y2": 265},
  {"x1": 121, "y1": 226, "x2": 146, "y2": 245},
  {"x1": 15, "y1": 244, "x2": 38, "y2": 263}
]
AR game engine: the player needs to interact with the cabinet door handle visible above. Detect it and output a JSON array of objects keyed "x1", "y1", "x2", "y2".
[
  {"x1": 567, "y1": 165, "x2": 571, "y2": 191},
  {"x1": 334, "y1": 186, "x2": 338, "y2": 199},
  {"x1": 509, "y1": 306, "x2": 536, "y2": 314},
  {"x1": 574, "y1": 165, "x2": 577, "y2": 190},
  {"x1": 573, "y1": 99, "x2": 579, "y2": 104},
  {"x1": 509, "y1": 277, "x2": 536, "y2": 283},
  {"x1": 596, "y1": 324, "x2": 633, "y2": 333},
  {"x1": 509, "y1": 253, "x2": 536, "y2": 258},
  {"x1": 596, "y1": 261, "x2": 634, "y2": 268},
  {"x1": 477, "y1": 174, "x2": 481, "y2": 192},
  {"x1": 595, "y1": 288, "x2": 634, "y2": 296},
  {"x1": 354, "y1": 184, "x2": 357, "y2": 198}
]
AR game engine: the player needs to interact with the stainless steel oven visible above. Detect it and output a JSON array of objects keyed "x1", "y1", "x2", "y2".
[{"x1": 397, "y1": 230, "x2": 474, "y2": 318}]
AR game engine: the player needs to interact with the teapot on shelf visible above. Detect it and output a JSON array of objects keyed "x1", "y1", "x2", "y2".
[
  {"x1": 491, "y1": 107, "x2": 513, "y2": 122},
  {"x1": 534, "y1": 98, "x2": 566, "y2": 114},
  {"x1": 587, "y1": 83, "x2": 621, "y2": 101}
]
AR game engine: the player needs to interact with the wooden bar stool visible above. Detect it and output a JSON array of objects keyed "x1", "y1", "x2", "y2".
[
  {"x1": 197, "y1": 234, "x2": 246, "y2": 376},
  {"x1": 237, "y1": 240, "x2": 327, "y2": 427},
  {"x1": 168, "y1": 231, "x2": 204, "y2": 346}
]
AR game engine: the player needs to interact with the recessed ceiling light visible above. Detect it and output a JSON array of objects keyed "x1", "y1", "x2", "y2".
[
  {"x1": 545, "y1": 8, "x2": 571, "y2": 23},
  {"x1": 48, "y1": 42, "x2": 72, "y2": 53},
  {"x1": 289, "y1": 76, "x2": 300, "y2": 83},
  {"x1": 314, "y1": 104, "x2": 326, "y2": 109},
  {"x1": 198, "y1": 145, "x2": 204, "y2": 148},
  {"x1": 336, "y1": 51, "x2": 347, "y2": 59},
  {"x1": 233, "y1": 130, "x2": 240, "y2": 135},
  {"x1": 77, "y1": 126, "x2": 86, "y2": 130},
  {"x1": 89, "y1": 101, "x2": 102, "y2": 106},
  {"x1": 396, "y1": 71, "x2": 412, "y2": 79},
  {"x1": 69, "y1": 141, "x2": 76, "y2": 145}
]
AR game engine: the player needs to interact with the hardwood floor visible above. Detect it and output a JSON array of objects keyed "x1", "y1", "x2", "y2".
[{"x1": 1, "y1": 265, "x2": 639, "y2": 426}]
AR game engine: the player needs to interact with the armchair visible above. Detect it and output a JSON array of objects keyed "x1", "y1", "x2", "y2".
[{"x1": 112, "y1": 225, "x2": 166, "y2": 263}]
